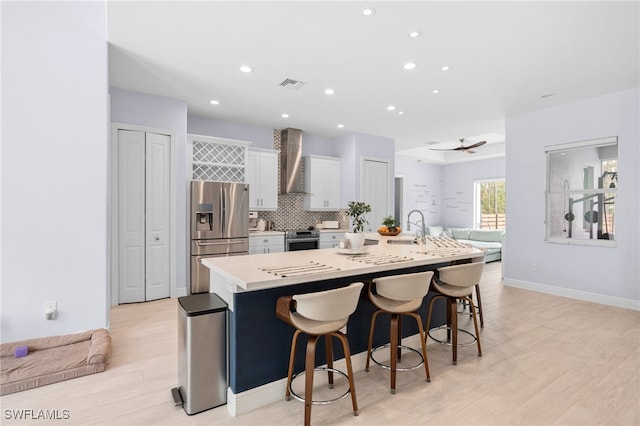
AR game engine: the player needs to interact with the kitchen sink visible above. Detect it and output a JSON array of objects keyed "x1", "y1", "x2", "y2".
[{"x1": 386, "y1": 239, "x2": 418, "y2": 245}]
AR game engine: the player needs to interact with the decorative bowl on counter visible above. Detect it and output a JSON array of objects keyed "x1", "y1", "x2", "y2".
[{"x1": 378, "y1": 229, "x2": 402, "y2": 236}]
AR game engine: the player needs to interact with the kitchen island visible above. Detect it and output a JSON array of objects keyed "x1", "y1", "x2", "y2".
[{"x1": 202, "y1": 238, "x2": 484, "y2": 416}]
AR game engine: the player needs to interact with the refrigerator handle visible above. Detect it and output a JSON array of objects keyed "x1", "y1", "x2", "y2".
[{"x1": 221, "y1": 187, "x2": 226, "y2": 232}]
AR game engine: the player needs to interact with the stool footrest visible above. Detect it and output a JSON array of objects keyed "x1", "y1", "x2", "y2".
[
  {"x1": 428, "y1": 325, "x2": 478, "y2": 347},
  {"x1": 369, "y1": 344, "x2": 424, "y2": 372},
  {"x1": 289, "y1": 367, "x2": 351, "y2": 405}
]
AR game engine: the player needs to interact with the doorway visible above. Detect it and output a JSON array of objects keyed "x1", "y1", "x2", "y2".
[{"x1": 111, "y1": 124, "x2": 174, "y2": 304}]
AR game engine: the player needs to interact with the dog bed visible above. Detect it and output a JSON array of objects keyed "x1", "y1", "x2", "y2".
[{"x1": 1, "y1": 328, "x2": 111, "y2": 396}]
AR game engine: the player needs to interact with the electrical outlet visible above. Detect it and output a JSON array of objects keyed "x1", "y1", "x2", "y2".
[{"x1": 44, "y1": 301, "x2": 57, "y2": 320}]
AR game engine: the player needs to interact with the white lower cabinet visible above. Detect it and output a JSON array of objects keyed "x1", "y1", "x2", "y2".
[
  {"x1": 249, "y1": 234, "x2": 285, "y2": 254},
  {"x1": 319, "y1": 232, "x2": 344, "y2": 249}
]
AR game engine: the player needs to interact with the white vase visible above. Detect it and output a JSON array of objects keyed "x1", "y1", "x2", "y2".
[{"x1": 345, "y1": 232, "x2": 365, "y2": 250}]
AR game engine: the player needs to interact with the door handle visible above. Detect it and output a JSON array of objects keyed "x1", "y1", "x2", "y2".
[{"x1": 197, "y1": 240, "x2": 240, "y2": 246}]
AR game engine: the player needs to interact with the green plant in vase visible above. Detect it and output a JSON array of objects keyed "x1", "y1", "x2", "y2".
[
  {"x1": 345, "y1": 201, "x2": 371, "y2": 249},
  {"x1": 347, "y1": 201, "x2": 372, "y2": 232}
]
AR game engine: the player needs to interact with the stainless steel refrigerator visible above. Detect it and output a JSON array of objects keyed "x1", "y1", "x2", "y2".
[{"x1": 190, "y1": 181, "x2": 249, "y2": 294}]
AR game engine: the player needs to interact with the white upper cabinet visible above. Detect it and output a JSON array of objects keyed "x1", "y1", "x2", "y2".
[
  {"x1": 304, "y1": 155, "x2": 341, "y2": 211},
  {"x1": 246, "y1": 148, "x2": 279, "y2": 211}
]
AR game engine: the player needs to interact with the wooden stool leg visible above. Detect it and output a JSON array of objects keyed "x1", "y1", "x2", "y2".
[
  {"x1": 366, "y1": 310, "x2": 381, "y2": 372},
  {"x1": 425, "y1": 296, "x2": 438, "y2": 339},
  {"x1": 397, "y1": 315, "x2": 403, "y2": 362},
  {"x1": 334, "y1": 332, "x2": 359, "y2": 416},
  {"x1": 446, "y1": 298, "x2": 453, "y2": 343},
  {"x1": 304, "y1": 335, "x2": 318, "y2": 426},
  {"x1": 475, "y1": 284, "x2": 484, "y2": 328},
  {"x1": 464, "y1": 296, "x2": 483, "y2": 357},
  {"x1": 450, "y1": 298, "x2": 458, "y2": 365},
  {"x1": 389, "y1": 314, "x2": 398, "y2": 394},
  {"x1": 325, "y1": 335, "x2": 334, "y2": 388},
  {"x1": 285, "y1": 330, "x2": 301, "y2": 400},
  {"x1": 408, "y1": 312, "x2": 431, "y2": 382}
]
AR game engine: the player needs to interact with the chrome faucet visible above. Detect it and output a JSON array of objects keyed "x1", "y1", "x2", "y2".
[{"x1": 407, "y1": 209, "x2": 427, "y2": 242}]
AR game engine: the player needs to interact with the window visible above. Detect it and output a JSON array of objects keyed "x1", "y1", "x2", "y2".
[
  {"x1": 474, "y1": 179, "x2": 505, "y2": 230},
  {"x1": 545, "y1": 136, "x2": 617, "y2": 246}
]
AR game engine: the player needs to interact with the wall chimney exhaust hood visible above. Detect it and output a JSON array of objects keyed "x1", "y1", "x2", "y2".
[{"x1": 280, "y1": 128, "x2": 305, "y2": 194}]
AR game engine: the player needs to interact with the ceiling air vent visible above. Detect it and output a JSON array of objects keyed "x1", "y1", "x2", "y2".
[{"x1": 279, "y1": 78, "x2": 305, "y2": 90}]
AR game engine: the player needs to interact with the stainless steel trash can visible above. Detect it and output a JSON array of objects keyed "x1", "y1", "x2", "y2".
[{"x1": 176, "y1": 293, "x2": 228, "y2": 415}]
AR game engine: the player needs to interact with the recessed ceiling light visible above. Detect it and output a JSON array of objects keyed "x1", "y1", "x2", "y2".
[
  {"x1": 209, "y1": 100, "x2": 220, "y2": 105},
  {"x1": 324, "y1": 88, "x2": 335, "y2": 95},
  {"x1": 281, "y1": 113, "x2": 289, "y2": 118},
  {"x1": 403, "y1": 62, "x2": 417, "y2": 70},
  {"x1": 432, "y1": 89, "x2": 440, "y2": 94},
  {"x1": 362, "y1": 7, "x2": 375, "y2": 16},
  {"x1": 398, "y1": 111, "x2": 405, "y2": 115},
  {"x1": 441, "y1": 65, "x2": 450, "y2": 71},
  {"x1": 239, "y1": 65, "x2": 253, "y2": 73},
  {"x1": 386, "y1": 105, "x2": 396, "y2": 111},
  {"x1": 409, "y1": 31, "x2": 421, "y2": 38},
  {"x1": 337, "y1": 124, "x2": 345, "y2": 128}
]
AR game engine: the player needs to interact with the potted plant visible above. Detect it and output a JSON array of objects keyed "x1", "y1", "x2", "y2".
[{"x1": 345, "y1": 201, "x2": 371, "y2": 249}]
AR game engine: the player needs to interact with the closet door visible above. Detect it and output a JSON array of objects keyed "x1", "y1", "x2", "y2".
[
  {"x1": 117, "y1": 130, "x2": 171, "y2": 303},
  {"x1": 144, "y1": 132, "x2": 171, "y2": 301}
]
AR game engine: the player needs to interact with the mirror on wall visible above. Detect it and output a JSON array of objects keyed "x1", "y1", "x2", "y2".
[{"x1": 545, "y1": 136, "x2": 617, "y2": 246}]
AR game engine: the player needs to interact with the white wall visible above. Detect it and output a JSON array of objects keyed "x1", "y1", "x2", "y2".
[
  {"x1": 187, "y1": 115, "x2": 274, "y2": 149},
  {"x1": 1, "y1": 2, "x2": 109, "y2": 342},
  {"x1": 395, "y1": 156, "x2": 443, "y2": 231},
  {"x1": 109, "y1": 87, "x2": 188, "y2": 295},
  {"x1": 505, "y1": 87, "x2": 639, "y2": 308},
  {"x1": 334, "y1": 133, "x2": 357, "y2": 205},
  {"x1": 441, "y1": 157, "x2": 506, "y2": 228}
]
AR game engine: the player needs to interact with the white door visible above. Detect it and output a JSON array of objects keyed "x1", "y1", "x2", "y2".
[
  {"x1": 361, "y1": 159, "x2": 390, "y2": 231},
  {"x1": 117, "y1": 130, "x2": 171, "y2": 303}
]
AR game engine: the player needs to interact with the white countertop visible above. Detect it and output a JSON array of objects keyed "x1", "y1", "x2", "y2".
[{"x1": 202, "y1": 239, "x2": 484, "y2": 292}]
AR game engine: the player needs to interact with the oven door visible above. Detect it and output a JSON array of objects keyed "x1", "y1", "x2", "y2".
[{"x1": 286, "y1": 238, "x2": 319, "y2": 251}]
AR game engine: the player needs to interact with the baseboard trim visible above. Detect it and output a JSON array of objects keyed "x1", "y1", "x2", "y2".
[
  {"x1": 503, "y1": 278, "x2": 640, "y2": 311},
  {"x1": 226, "y1": 334, "x2": 423, "y2": 416}
]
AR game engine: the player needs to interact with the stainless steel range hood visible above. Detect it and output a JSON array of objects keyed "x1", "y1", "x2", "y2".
[{"x1": 280, "y1": 128, "x2": 305, "y2": 194}]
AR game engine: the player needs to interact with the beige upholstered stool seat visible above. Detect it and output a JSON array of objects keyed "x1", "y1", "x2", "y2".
[
  {"x1": 365, "y1": 271, "x2": 433, "y2": 394},
  {"x1": 426, "y1": 262, "x2": 484, "y2": 365},
  {"x1": 289, "y1": 314, "x2": 347, "y2": 336},
  {"x1": 277, "y1": 282, "x2": 363, "y2": 426},
  {"x1": 431, "y1": 281, "x2": 473, "y2": 298}
]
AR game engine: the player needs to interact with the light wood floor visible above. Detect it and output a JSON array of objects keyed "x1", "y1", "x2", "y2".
[{"x1": 2, "y1": 262, "x2": 639, "y2": 425}]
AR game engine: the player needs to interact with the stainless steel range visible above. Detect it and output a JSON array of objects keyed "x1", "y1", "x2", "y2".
[{"x1": 284, "y1": 229, "x2": 320, "y2": 251}]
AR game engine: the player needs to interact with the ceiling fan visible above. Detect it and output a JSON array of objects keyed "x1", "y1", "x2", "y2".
[{"x1": 428, "y1": 138, "x2": 487, "y2": 154}]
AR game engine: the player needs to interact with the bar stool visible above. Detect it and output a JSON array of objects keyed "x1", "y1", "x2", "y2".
[
  {"x1": 276, "y1": 282, "x2": 363, "y2": 426},
  {"x1": 365, "y1": 271, "x2": 433, "y2": 394},
  {"x1": 426, "y1": 262, "x2": 484, "y2": 365},
  {"x1": 461, "y1": 283, "x2": 484, "y2": 327}
]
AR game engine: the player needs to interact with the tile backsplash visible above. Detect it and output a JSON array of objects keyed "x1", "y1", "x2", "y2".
[
  {"x1": 254, "y1": 130, "x2": 348, "y2": 230},
  {"x1": 257, "y1": 193, "x2": 348, "y2": 231}
]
